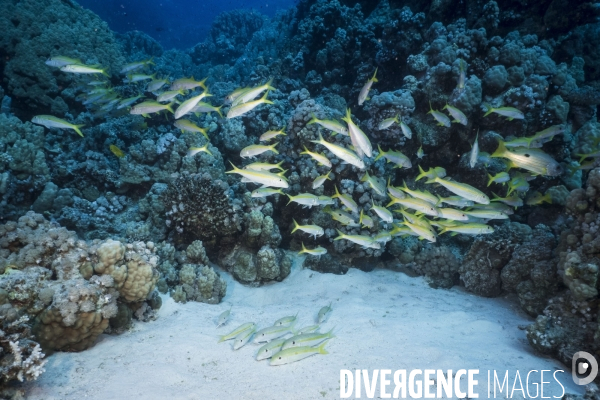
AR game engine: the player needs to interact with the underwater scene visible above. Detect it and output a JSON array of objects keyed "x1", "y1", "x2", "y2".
[{"x1": 0, "y1": 0, "x2": 599, "y2": 398}]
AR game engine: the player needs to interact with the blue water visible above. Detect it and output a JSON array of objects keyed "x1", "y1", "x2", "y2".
[{"x1": 77, "y1": 0, "x2": 298, "y2": 49}]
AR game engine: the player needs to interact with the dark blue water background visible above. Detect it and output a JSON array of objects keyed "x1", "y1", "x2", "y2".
[{"x1": 76, "y1": 0, "x2": 298, "y2": 49}]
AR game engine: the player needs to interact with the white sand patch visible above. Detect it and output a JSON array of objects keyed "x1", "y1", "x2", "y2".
[{"x1": 24, "y1": 258, "x2": 583, "y2": 399}]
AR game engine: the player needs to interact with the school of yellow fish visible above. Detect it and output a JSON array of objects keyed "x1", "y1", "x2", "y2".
[
  {"x1": 31, "y1": 57, "x2": 595, "y2": 254},
  {"x1": 216, "y1": 303, "x2": 334, "y2": 366}
]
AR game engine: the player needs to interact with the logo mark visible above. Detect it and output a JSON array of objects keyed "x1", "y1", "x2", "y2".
[{"x1": 572, "y1": 351, "x2": 598, "y2": 385}]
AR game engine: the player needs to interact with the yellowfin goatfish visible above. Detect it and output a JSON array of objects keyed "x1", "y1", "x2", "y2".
[
  {"x1": 225, "y1": 87, "x2": 250, "y2": 104},
  {"x1": 436, "y1": 195, "x2": 474, "y2": 208},
  {"x1": 156, "y1": 89, "x2": 185, "y2": 103},
  {"x1": 399, "y1": 180, "x2": 438, "y2": 205},
  {"x1": 400, "y1": 121, "x2": 413, "y2": 139},
  {"x1": 311, "y1": 133, "x2": 365, "y2": 169},
  {"x1": 244, "y1": 161, "x2": 284, "y2": 172},
  {"x1": 437, "y1": 208, "x2": 469, "y2": 221},
  {"x1": 109, "y1": 145, "x2": 125, "y2": 158},
  {"x1": 60, "y1": 64, "x2": 109, "y2": 76},
  {"x1": 312, "y1": 171, "x2": 332, "y2": 189},
  {"x1": 483, "y1": 104, "x2": 524, "y2": 121},
  {"x1": 526, "y1": 191, "x2": 552, "y2": 206},
  {"x1": 576, "y1": 150, "x2": 600, "y2": 163},
  {"x1": 361, "y1": 172, "x2": 386, "y2": 196},
  {"x1": 174, "y1": 91, "x2": 212, "y2": 119},
  {"x1": 232, "y1": 326, "x2": 256, "y2": 350},
  {"x1": 170, "y1": 76, "x2": 207, "y2": 91},
  {"x1": 358, "y1": 68, "x2": 378, "y2": 105},
  {"x1": 370, "y1": 201, "x2": 393, "y2": 223},
  {"x1": 504, "y1": 136, "x2": 543, "y2": 149},
  {"x1": 491, "y1": 140, "x2": 562, "y2": 176},
  {"x1": 287, "y1": 193, "x2": 319, "y2": 208},
  {"x1": 292, "y1": 219, "x2": 324, "y2": 239},
  {"x1": 443, "y1": 104, "x2": 468, "y2": 125},
  {"x1": 359, "y1": 210, "x2": 374, "y2": 228},
  {"x1": 374, "y1": 231, "x2": 392, "y2": 243},
  {"x1": 428, "y1": 101, "x2": 451, "y2": 127},
  {"x1": 440, "y1": 223, "x2": 494, "y2": 235},
  {"x1": 387, "y1": 184, "x2": 406, "y2": 200},
  {"x1": 318, "y1": 302, "x2": 332, "y2": 323},
  {"x1": 130, "y1": 101, "x2": 174, "y2": 116},
  {"x1": 334, "y1": 230, "x2": 380, "y2": 249},
  {"x1": 506, "y1": 175, "x2": 530, "y2": 195},
  {"x1": 415, "y1": 165, "x2": 446, "y2": 181},
  {"x1": 487, "y1": 172, "x2": 510, "y2": 186},
  {"x1": 300, "y1": 146, "x2": 332, "y2": 168},
  {"x1": 388, "y1": 196, "x2": 440, "y2": 217},
  {"x1": 323, "y1": 207, "x2": 358, "y2": 226},
  {"x1": 240, "y1": 143, "x2": 279, "y2": 158},
  {"x1": 186, "y1": 144, "x2": 212, "y2": 157},
  {"x1": 218, "y1": 322, "x2": 255, "y2": 343},
  {"x1": 123, "y1": 73, "x2": 155, "y2": 83},
  {"x1": 120, "y1": 58, "x2": 154, "y2": 74},
  {"x1": 533, "y1": 125, "x2": 565, "y2": 143},
  {"x1": 251, "y1": 187, "x2": 284, "y2": 198},
  {"x1": 282, "y1": 328, "x2": 335, "y2": 350},
  {"x1": 256, "y1": 338, "x2": 286, "y2": 361},
  {"x1": 307, "y1": 114, "x2": 348, "y2": 136},
  {"x1": 298, "y1": 242, "x2": 327, "y2": 256},
  {"x1": 253, "y1": 325, "x2": 295, "y2": 344},
  {"x1": 226, "y1": 162, "x2": 288, "y2": 188},
  {"x1": 116, "y1": 95, "x2": 143, "y2": 110},
  {"x1": 426, "y1": 176, "x2": 490, "y2": 204},
  {"x1": 470, "y1": 132, "x2": 479, "y2": 168},
  {"x1": 403, "y1": 219, "x2": 437, "y2": 242},
  {"x1": 342, "y1": 108, "x2": 372, "y2": 158},
  {"x1": 216, "y1": 306, "x2": 231, "y2": 327},
  {"x1": 416, "y1": 145, "x2": 425, "y2": 159},
  {"x1": 491, "y1": 192, "x2": 523, "y2": 208},
  {"x1": 374, "y1": 145, "x2": 412, "y2": 168},
  {"x1": 174, "y1": 119, "x2": 209, "y2": 139},
  {"x1": 32, "y1": 115, "x2": 84, "y2": 137},
  {"x1": 317, "y1": 195, "x2": 335, "y2": 206},
  {"x1": 270, "y1": 341, "x2": 329, "y2": 366},
  {"x1": 232, "y1": 78, "x2": 275, "y2": 106},
  {"x1": 259, "y1": 128, "x2": 286, "y2": 142},
  {"x1": 146, "y1": 78, "x2": 168, "y2": 92},
  {"x1": 192, "y1": 102, "x2": 223, "y2": 117},
  {"x1": 457, "y1": 59, "x2": 466, "y2": 92},
  {"x1": 45, "y1": 55, "x2": 83, "y2": 68},
  {"x1": 332, "y1": 185, "x2": 358, "y2": 213},
  {"x1": 464, "y1": 209, "x2": 508, "y2": 220},
  {"x1": 227, "y1": 91, "x2": 273, "y2": 118},
  {"x1": 378, "y1": 115, "x2": 399, "y2": 130}
]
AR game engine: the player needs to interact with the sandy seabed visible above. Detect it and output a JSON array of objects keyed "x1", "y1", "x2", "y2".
[{"x1": 24, "y1": 257, "x2": 584, "y2": 399}]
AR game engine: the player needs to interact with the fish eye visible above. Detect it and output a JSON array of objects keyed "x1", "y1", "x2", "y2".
[
  {"x1": 524, "y1": 153, "x2": 530, "y2": 157},
  {"x1": 278, "y1": 357, "x2": 282, "y2": 360}
]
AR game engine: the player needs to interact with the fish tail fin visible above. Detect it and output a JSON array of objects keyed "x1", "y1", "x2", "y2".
[
  {"x1": 435, "y1": 195, "x2": 443, "y2": 207},
  {"x1": 487, "y1": 173, "x2": 494, "y2": 187},
  {"x1": 215, "y1": 105, "x2": 223, "y2": 118},
  {"x1": 543, "y1": 193, "x2": 552, "y2": 204},
  {"x1": 317, "y1": 341, "x2": 329, "y2": 355},
  {"x1": 73, "y1": 124, "x2": 85, "y2": 138},
  {"x1": 332, "y1": 185, "x2": 341, "y2": 199},
  {"x1": 482, "y1": 103, "x2": 494, "y2": 117},
  {"x1": 203, "y1": 144, "x2": 213, "y2": 157},
  {"x1": 299, "y1": 242, "x2": 307, "y2": 254},
  {"x1": 307, "y1": 113, "x2": 319, "y2": 125},
  {"x1": 415, "y1": 165, "x2": 426, "y2": 181},
  {"x1": 260, "y1": 90, "x2": 273, "y2": 104},
  {"x1": 342, "y1": 108, "x2": 351, "y2": 123},
  {"x1": 101, "y1": 68, "x2": 110, "y2": 77},
  {"x1": 333, "y1": 229, "x2": 345, "y2": 240},
  {"x1": 287, "y1": 194, "x2": 294, "y2": 206},
  {"x1": 270, "y1": 143, "x2": 279, "y2": 154},
  {"x1": 325, "y1": 171, "x2": 332, "y2": 180},
  {"x1": 491, "y1": 140, "x2": 507, "y2": 158},
  {"x1": 217, "y1": 335, "x2": 225, "y2": 343},
  {"x1": 374, "y1": 144, "x2": 385, "y2": 161},
  {"x1": 265, "y1": 77, "x2": 275, "y2": 91},
  {"x1": 576, "y1": 154, "x2": 588, "y2": 163},
  {"x1": 360, "y1": 172, "x2": 369, "y2": 182},
  {"x1": 225, "y1": 161, "x2": 241, "y2": 174},
  {"x1": 371, "y1": 67, "x2": 378, "y2": 82},
  {"x1": 359, "y1": 209, "x2": 364, "y2": 224},
  {"x1": 439, "y1": 227, "x2": 449, "y2": 235},
  {"x1": 289, "y1": 218, "x2": 303, "y2": 233},
  {"x1": 198, "y1": 77, "x2": 208, "y2": 90},
  {"x1": 166, "y1": 103, "x2": 175, "y2": 114},
  {"x1": 300, "y1": 146, "x2": 309, "y2": 155}
]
